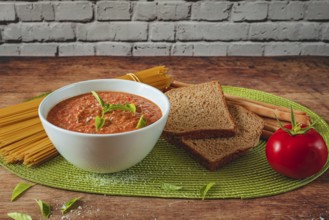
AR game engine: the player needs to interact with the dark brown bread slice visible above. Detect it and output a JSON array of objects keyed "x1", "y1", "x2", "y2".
[
  {"x1": 163, "y1": 104, "x2": 264, "y2": 171},
  {"x1": 163, "y1": 81, "x2": 236, "y2": 139}
]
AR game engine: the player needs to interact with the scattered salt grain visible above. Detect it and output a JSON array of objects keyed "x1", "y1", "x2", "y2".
[{"x1": 70, "y1": 172, "x2": 139, "y2": 188}]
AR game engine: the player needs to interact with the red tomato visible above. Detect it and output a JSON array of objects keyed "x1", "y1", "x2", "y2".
[{"x1": 266, "y1": 124, "x2": 328, "y2": 179}]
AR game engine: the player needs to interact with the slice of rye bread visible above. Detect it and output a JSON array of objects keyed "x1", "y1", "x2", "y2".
[
  {"x1": 163, "y1": 81, "x2": 236, "y2": 139},
  {"x1": 163, "y1": 104, "x2": 264, "y2": 171}
]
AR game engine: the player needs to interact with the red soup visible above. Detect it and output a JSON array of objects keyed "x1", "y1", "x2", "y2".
[{"x1": 47, "y1": 91, "x2": 162, "y2": 134}]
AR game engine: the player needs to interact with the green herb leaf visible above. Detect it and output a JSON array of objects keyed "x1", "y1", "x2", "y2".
[
  {"x1": 200, "y1": 182, "x2": 216, "y2": 200},
  {"x1": 35, "y1": 199, "x2": 51, "y2": 219},
  {"x1": 91, "y1": 91, "x2": 137, "y2": 131},
  {"x1": 136, "y1": 115, "x2": 147, "y2": 129},
  {"x1": 11, "y1": 182, "x2": 35, "y2": 202},
  {"x1": 95, "y1": 116, "x2": 105, "y2": 131},
  {"x1": 161, "y1": 183, "x2": 183, "y2": 191},
  {"x1": 7, "y1": 212, "x2": 32, "y2": 220},
  {"x1": 109, "y1": 103, "x2": 136, "y2": 113},
  {"x1": 102, "y1": 103, "x2": 111, "y2": 114},
  {"x1": 275, "y1": 106, "x2": 315, "y2": 136},
  {"x1": 290, "y1": 106, "x2": 297, "y2": 129},
  {"x1": 61, "y1": 197, "x2": 82, "y2": 214},
  {"x1": 92, "y1": 91, "x2": 106, "y2": 130},
  {"x1": 91, "y1": 91, "x2": 105, "y2": 107}
]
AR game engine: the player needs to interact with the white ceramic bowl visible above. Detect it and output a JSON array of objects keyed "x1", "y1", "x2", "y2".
[{"x1": 38, "y1": 79, "x2": 170, "y2": 173}]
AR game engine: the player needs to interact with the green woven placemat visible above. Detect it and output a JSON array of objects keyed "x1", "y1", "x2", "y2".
[{"x1": 1, "y1": 86, "x2": 329, "y2": 199}]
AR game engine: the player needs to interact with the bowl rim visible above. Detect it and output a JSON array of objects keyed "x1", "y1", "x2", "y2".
[{"x1": 38, "y1": 79, "x2": 170, "y2": 137}]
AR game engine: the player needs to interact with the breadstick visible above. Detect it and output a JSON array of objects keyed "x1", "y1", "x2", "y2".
[
  {"x1": 227, "y1": 99, "x2": 310, "y2": 125},
  {"x1": 171, "y1": 80, "x2": 193, "y2": 88},
  {"x1": 263, "y1": 123, "x2": 279, "y2": 133},
  {"x1": 262, "y1": 118, "x2": 288, "y2": 132},
  {"x1": 225, "y1": 94, "x2": 306, "y2": 116},
  {"x1": 262, "y1": 117, "x2": 289, "y2": 127}
]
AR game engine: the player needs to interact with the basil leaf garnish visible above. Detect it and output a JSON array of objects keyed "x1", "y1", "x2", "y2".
[
  {"x1": 7, "y1": 212, "x2": 32, "y2": 220},
  {"x1": 200, "y1": 182, "x2": 216, "y2": 200},
  {"x1": 91, "y1": 91, "x2": 138, "y2": 130},
  {"x1": 161, "y1": 183, "x2": 183, "y2": 191},
  {"x1": 61, "y1": 197, "x2": 82, "y2": 214},
  {"x1": 11, "y1": 182, "x2": 35, "y2": 202},
  {"x1": 35, "y1": 199, "x2": 51, "y2": 219},
  {"x1": 136, "y1": 115, "x2": 147, "y2": 129},
  {"x1": 95, "y1": 116, "x2": 105, "y2": 131},
  {"x1": 91, "y1": 91, "x2": 105, "y2": 107},
  {"x1": 109, "y1": 103, "x2": 136, "y2": 113}
]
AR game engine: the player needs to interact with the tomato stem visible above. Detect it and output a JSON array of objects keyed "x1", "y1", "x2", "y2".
[
  {"x1": 291, "y1": 106, "x2": 296, "y2": 128},
  {"x1": 275, "y1": 106, "x2": 314, "y2": 136}
]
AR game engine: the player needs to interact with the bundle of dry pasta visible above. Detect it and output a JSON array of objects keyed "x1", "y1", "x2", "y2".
[
  {"x1": 0, "y1": 98, "x2": 56, "y2": 166},
  {"x1": 0, "y1": 66, "x2": 172, "y2": 167},
  {"x1": 171, "y1": 80, "x2": 311, "y2": 139},
  {"x1": 117, "y1": 66, "x2": 172, "y2": 91}
]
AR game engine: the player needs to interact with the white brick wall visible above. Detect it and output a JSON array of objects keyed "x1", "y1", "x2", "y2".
[
  {"x1": 191, "y1": 2, "x2": 230, "y2": 21},
  {"x1": 0, "y1": 3, "x2": 16, "y2": 21},
  {"x1": 194, "y1": 43, "x2": 227, "y2": 56},
  {"x1": 269, "y1": 1, "x2": 304, "y2": 21},
  {"x1": 150, "y1": 22, "x2": 175, "y2": 42},
  {"x1": 228, "y1": 43, "x2": 264, "y2": 56},
  {"x1": 96, "y1": 42, "x2": 132, "y2": 56},
  {"x1": 232, "y1": 2, "x2": 268, "y2": 22},
  {"x1": 0, "y1": 0, "x2": 328, "y2": 57},
  {"x1": 133, "y1": 43, "x2": 171, "y2": 56},
  {"x1": 97, "y1": 1, "x2": 131, "y2": 21},
  {"x1": 54, "y1": 2, "x2": 93, "y2": 22},
  {"x1": 3, "y1": 23, "x2": 75, "y2": 42},
  {"x1": 132, "y1": 2, "x2": 157, "y2": 21},
  {"x1": 306, "y1": 1, "x2": 329, "y2": 20},
  {"x1": 21, "y1": 43, "x2": 57, "y2": 56},
  {"x1": 264, "y1": 43, "x2": 301, "y2": 56},
  {"x1": 16, "y1": 3, "x2": 54, "y2": 21},
  {"x1": 59, "y1": 43, "x2": 95, "y2": 56}
]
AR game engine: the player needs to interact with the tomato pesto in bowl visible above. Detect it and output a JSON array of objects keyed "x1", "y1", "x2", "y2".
[
  {"x1": 38, "y1": 79, "x2": 170, "y2": 173},
  {"x1": 47, "y1": 91, "x2": 162, "y2": 134}
]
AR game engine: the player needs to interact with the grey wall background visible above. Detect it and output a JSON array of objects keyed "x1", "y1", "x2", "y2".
[{"x1": 0, "y1": 0, "x2": 328, "y2": 57}]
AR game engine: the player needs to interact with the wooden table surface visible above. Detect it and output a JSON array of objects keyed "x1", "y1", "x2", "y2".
[{"x1": 1, "y1": 56, "x2": 329, "y2": 219}]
